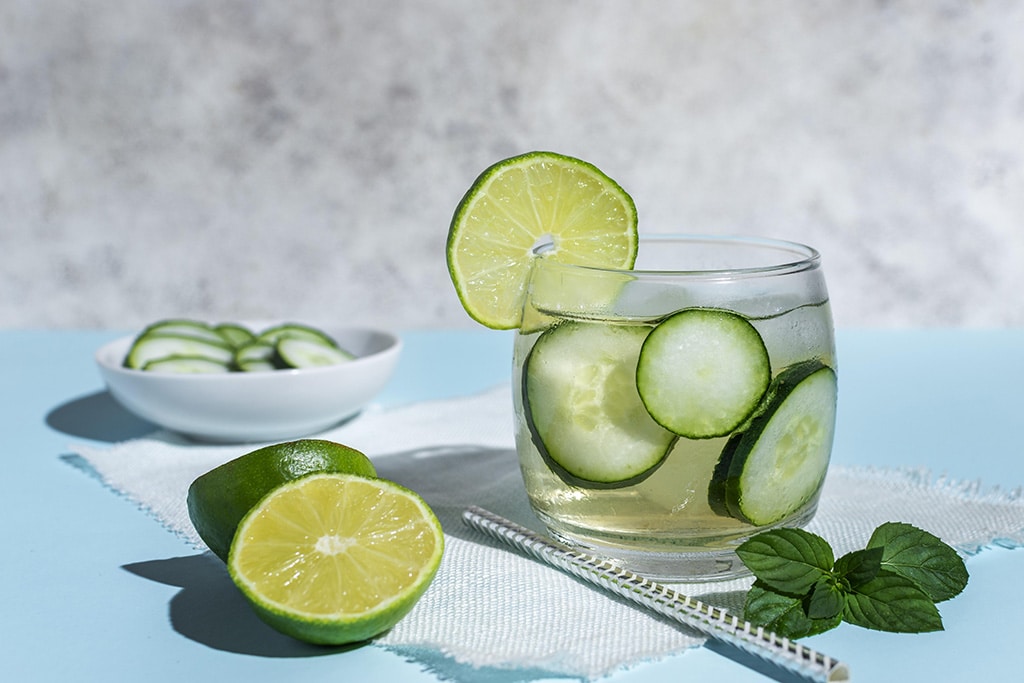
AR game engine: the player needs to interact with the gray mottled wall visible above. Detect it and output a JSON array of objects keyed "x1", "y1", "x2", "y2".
[{"x1": 3, "y1": 0, "x2": 1023, "y2": 330}]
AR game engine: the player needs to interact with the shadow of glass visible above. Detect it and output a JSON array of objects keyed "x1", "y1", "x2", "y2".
[
  {"x1": 47, "y1": 390, "x2": 156, "y2": 442},
  {"x1": 370, "y1": 445, "x2": 540, "y2": 542}
]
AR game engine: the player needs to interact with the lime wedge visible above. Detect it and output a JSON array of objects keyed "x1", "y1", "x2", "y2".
[
  {"x1": 228, "y1": 472, "x2": 444, "y2": 645},
  {"x1": 447, "y1": 151, "x2": 638, "y2": 329},
  {"x1": 187, "y1": 439, "x2": 377, "y2": 562}
]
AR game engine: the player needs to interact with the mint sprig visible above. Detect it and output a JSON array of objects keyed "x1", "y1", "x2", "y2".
[{"x1": 736, "y1": 522, "x2": 968, "y2": 639}]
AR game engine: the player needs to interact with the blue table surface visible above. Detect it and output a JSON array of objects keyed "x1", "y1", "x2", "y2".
[{"x1": 2, "y1": 328, "x2": 1022, "y2": 682}]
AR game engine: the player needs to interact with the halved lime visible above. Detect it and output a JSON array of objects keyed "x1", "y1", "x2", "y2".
[
  {"x1": 187, "y1": 439, "x2": 377, "y2": 562},
  {"x1": 447, "y1": 151, "x2": 638, "y2": 329},
  {"x1": 228, "y1": 472, "x2": 444, "y2": 645}
]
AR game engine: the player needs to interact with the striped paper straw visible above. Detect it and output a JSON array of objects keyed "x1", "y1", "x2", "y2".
[{"x1": 462, "y1": 506, "x2": 849, "y2": 683}]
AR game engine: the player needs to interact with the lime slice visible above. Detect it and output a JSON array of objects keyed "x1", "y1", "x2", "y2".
[
  {"x1": 187, "y1": 439, "x2": 377, "y2": 562},
  {"x1": 228, "y1": 472, "x2": 444, "y2": 645},
  {"x1": 447, "y1": 151, "x2": 639, "y2": 329}
]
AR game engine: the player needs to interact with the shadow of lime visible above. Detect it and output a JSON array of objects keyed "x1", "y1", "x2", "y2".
[{"x1": 122, "y1": 553, "x2": 354, "y2": 658}]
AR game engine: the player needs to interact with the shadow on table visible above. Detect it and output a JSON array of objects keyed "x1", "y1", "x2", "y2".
[
  {"x1": 121, "y1": 553, "x2": 578, "y2": 679},
  {"x1": 121, "y1": 446, "x2": 815, "y2": 682},
  {"x1": 123, "y1": 553, "x2": 353, "y2": 658},
  {"x1": 46, "y1": 389, "x2": 156, "y2": 442}
]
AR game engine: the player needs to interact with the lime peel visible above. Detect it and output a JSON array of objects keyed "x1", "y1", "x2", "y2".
[{"x1": 186, "y1": 439, "x2": 377, "y2": 562}]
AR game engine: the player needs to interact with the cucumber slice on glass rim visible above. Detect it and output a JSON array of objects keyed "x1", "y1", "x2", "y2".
[
  {"x1": 708, "y1": 360, "x2": 838, "y2": 526},
  {"x1": 522, "y1": 321, "x2": 676, "y2": 487}
]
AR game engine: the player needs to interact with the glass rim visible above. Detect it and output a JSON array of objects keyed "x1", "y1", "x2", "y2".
[{"x1": 540, "y1": 233, "x2": 821, "y2": 279}]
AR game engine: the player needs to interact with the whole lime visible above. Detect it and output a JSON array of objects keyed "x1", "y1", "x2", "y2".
[{"x1": 187, "y1": 439, "x2": 376, "y2": 561}]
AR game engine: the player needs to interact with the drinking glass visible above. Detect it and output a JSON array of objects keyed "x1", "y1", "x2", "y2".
[{"x1": 512, "y1": 235, "x2": 837, "y2": 581}]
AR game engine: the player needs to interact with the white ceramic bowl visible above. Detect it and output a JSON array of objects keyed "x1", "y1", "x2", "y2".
[{"x1": 95, "y1": 325, "x2": 402, "y2": 442}]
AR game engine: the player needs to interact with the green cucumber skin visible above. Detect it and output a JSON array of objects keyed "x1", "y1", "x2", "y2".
[
  {"x1": 707, "y1": 439, "x2": 737, "y2": 518},
  {"x1": 522, "y1": 321, "x2": 676, "y2": 489},
  {"x1": 709, "y1": 359, "x2": 837, "y2": 526}
]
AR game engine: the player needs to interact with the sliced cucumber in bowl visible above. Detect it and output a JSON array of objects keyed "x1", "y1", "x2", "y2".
[
  {"x1": 708, "y1": 359, "x2": 838, "y2": 526},
  {"x1": 123, "y1": 320, "x2": 357, "y2": 374},
  {"x1": 124, "y1": 334, "x2": 235, "y2": 370},
  {"x1": 522, "y1": 321, "x2": 677, "y2": 487},
  {"x1": 256, "y1": 323, "x2": 341, "y2": 348},
  {"x1": 277, "y1": 337, "x2": 355, "y2": 369},
  {"x1": 137, "y1": 319, "x2": 228, "y2": 345},
  {"x1": 234, "y1": 341, "x2": 280, "y2": 372},
  {"x1": 213, "y1": 322, "x2": 256, "y2": 348}
]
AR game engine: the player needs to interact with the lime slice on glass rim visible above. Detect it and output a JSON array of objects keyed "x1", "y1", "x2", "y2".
[
  {"x1": 446, "y1": 151, "x2": 639, "y2": 330},
  {"x1": 228, "y1": 472, "x2": 444, "y2": 645}
]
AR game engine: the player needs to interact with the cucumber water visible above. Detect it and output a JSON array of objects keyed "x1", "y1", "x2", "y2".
[{"x1": 514, "y1": 300, "x2": 837, "y2": 563}]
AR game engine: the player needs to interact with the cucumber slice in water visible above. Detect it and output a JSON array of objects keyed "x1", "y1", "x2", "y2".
[
  {"x1": 522, "y1": 321, "x2": 676, "y2": 487},
  {"x1": 636, "y1": 308, "x2": 771, "y2": 439},
  {"x1": 708, "y1": 360, "x2": 837, "y2": 526}
]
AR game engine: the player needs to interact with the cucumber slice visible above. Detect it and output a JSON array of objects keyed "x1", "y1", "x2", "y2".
[
  {"x1": 256, "y1": 323, "x2": 340, "y2": 348},
  {"x1": 124, "y1": 334, "x2": 235, "y2": 370},
  {"x1": 138, "y1": 319, "x2": 226, "y2": 344},
  {"x1": 142, "y1": 356, "x2": 232, "y2": 374},
  {"x1": 636, "y1": 308, "x2": 770, "y2": 439},
  {"x1": 234, "y1": 341, "x2": 279, "y2": 371},
  {"x1": 214, "y1": 323, "x2": 255, "y2": 348},
  {"x1": 236, "y1": 359, "x2": 278, "y2": 373},
  {"x1": 708, "y1": 360, "x2": 837, "y2": 526},
  {"x1": 522, "y1": 321, "x2": 676, "y2": 487},
  {"x1": 276, "y1": 337, "x2": 355, "y2": 369}
]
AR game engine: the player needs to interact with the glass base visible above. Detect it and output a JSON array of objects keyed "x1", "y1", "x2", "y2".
[
  {"x1": 535, "y1": 504, "x2": 820, "y2": 583},
  {"x1": 545, "y1": 528, "x2": 751, "y2": 583}
]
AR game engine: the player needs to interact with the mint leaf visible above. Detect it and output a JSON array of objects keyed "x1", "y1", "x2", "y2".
[
  {"x1": 806, "y1": 575, "x2": 846, "y2": 619},
  {"x1": 744, "y1": 581, "x2": 842, "y2": 639},
  {"x1": 867, "y1": 522, "x2": 969, "y2": 602},
  {"x1": 834, "y1": 546, "x2": 883, "y2": 587},
  {"x1": 736, "y1": 528, "x2": 834, "y2": 594},
  {"x1": 843, "y1": 570, "x2": 943, "y2": 633},
  {"x1": 736, "y1": 521, "x2": 970, "y2": 640}
]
